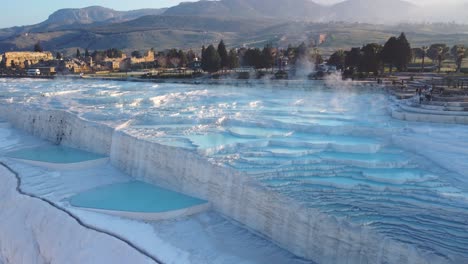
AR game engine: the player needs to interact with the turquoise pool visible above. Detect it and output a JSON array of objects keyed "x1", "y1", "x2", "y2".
[
  {"x1": 6, "y1": 145, "x2": 106, "y2": 163},
  {"x1": 70, "y1": 181, "x2": 207, "y2": 213}
]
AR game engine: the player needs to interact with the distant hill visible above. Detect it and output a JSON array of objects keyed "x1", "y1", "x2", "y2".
[
  {"x1": 0, "y1": 6, "x2": 166, "y2": 40},
  {"x1": 328, "y1": 0, "x2": 416, "y2": 23},
  {"x1": 44, "y1": 6, "x2": 167, "y2": 26},
  {"x1": 163, "y1": 0, "x2": 325, "y2": 20},
  {"x1": 163, "y1": 0, "x2": 419, "y2": 23}
]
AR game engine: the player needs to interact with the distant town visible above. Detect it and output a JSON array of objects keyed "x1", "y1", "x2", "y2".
[{"x1": 1, "y1": 32, "x2": 467, "y2": 81}]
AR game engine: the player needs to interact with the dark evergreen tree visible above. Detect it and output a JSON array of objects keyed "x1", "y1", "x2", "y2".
[
  {"x1": 292, "y1": 42, "x2": 309, "y2": 64},
  {"x1": 201, "y1": 46, "x2": 207, "y2": 70},
  {"x1": 202, "y1": 45, "x2": 221, "y2": 73},
  {"x1": 243, "y1": 48, "x2": 263, "y2": 69},
  {"x1": 217, "y1": 40, "x2": 229, "y2": 69},
  {"x1": 76, "y1": 49, "x2": 81, "y2": 58},
  {"x1": 328, "y1": 50, "x2": 346, "y2": 69},
  {"x1": 395, "y1": 33, "x2": 411, "y2": 71},
  {"x1": 359, "y1": 43, "x2": 382, "y2": 74},
  {"x1": 345, "y1": 47, "x2": 361, "y2": 71},
  {"x1": 85, "y1": 48, "x2": 90, "y2": 57},
  {"x1": 106, "y1": 48, "x2": 123, "y2": 58},
  {"x1": 227, "y1": 49, "x2": 239, "y2": 69},
  {"x1": 381, "y1": 37, "x2": 398, "y2": 73},
  {"x1": 261, "y1": 44, "x2": 275, "y2": 69},
  {"x1": 179, "y1": 50, "x2": 188, "y2": 67},
  {"x1": 186, "y1": 49, "x2": 196, "y2": 63},
  {"x1": 34, "y1": 41, "x2": 43, "y2": 52},
  {"x1": 56, "y1": 52, "x2": 62, "y2": 60},
  {"x1": 131, "y1": 50, "x2": 142, "y2": 58}
]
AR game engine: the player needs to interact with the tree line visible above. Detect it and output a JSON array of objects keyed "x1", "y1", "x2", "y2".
[
  {"x1": 328, "y1": 33, "x2": 468, "y2": 75},
  {"x1": 200, "y1": 40, "x2": 323, "y2": 73},
  {"x1": 32, "y1": 34, "x2": 468, "y2": 74},
  {"x1": 412, "y1": 44, "x2": 467, "y2": 73}
]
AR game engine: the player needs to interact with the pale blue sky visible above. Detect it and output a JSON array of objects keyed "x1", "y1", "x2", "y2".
[
  {"x1": 1, "y1": 0, "x2": 466, "y2": 28},
  {"x1": 0, "y1": 0, "x2": 194, "y2": 28}
]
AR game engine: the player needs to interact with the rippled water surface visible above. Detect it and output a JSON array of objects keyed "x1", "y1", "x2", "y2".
[{"x1": 1, "y1": 78, "x2": 467, "y2": 260}]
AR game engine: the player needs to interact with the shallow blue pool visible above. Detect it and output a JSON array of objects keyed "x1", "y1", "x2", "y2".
[
  {"x1": 70, "y1": 181, "x2": 206, "y2": 213},
  {"x1": 6, "y1": 145, "x2": 106, "y2": 163}
]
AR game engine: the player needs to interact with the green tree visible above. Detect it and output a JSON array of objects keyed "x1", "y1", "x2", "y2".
[
  {"x1": 411, "y1": 48, "x2": 422, "y2": 63},
  {"x1": 328, "y1": 50, "x2": 346, "y2": 70},
  {"x1": 217, "y1": 40, "x2": 229, "y2": 69},
  {"x1": 359, "y1": 43, "x2": 382, "y2": 74},
  {"x1": 261, "y1": 44, "x2": 275, "y2": 69},
  {"x1": 294, "y1": 42, "x2": 309, "y2": 65},
  {"x1": 178, "y1": 50, "x2": 188, "y2": 67},
  {"x1": 106, "y1": 48, "x2": 123, "y2": 58},
  {"x1": 452, "y1": 45, "x2": 467, "y2": 72},
  {"x1": 395, "y1": 33, "x2": 411, "y2": 71},
  {"x1": 56, "y1": 52, "x2": 62, "y2": 60},
  {"x1": 85, "y1": 48, "x2": 90, "y2": 57},
  {"x1": 286, "y1": 44, "x2": 296, "y2": 62},
  {"x1": 243, "y1": 48, "x2": 263, "y2": 69},
  {"x1": 91, "y1": 50, "x2": 106, "y2": 62},
  {"x1": 186, "y1": 49, "x2": 196, "y2": 63},
  {"x1": 131, "y1": 50, "x2": 142, "y2": 58},
  {"x1": 381, "y1": 36, "x2": 398, "y2": 73},
  {"x1": 312, "y1": 48, "x2": 323, "y2": 65},
  {"x1": 201, "y1": 46, "x2": 206, "y2": 68},
  {"x1": 202, "y1": 45, "x2": 221, "y2": 73},
  {"x1": 420, "y1": 46, "x2": 429, "y2": 72},
  {"x1": 34, "y1": 41, "x2": 43, "y2": 52},
  {"x1": 76, "y1": 49, "x2": 81, "y2": 58},
  {"x1": 345, "y1": 47, "x2": 361, "y2": 71},
  {"x1": 427, "y1": 44, "x2": 449, "y2": 73},
  {"x1": 227, "y1": 49, "x2": 239, "y2": 69}
]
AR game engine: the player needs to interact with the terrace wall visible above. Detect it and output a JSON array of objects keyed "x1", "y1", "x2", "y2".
[{"x1": 0, "y1": 104, "x2": 451, "y2": 264}]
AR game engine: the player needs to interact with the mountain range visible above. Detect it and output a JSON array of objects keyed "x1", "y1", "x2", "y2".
[{"x1": 0, "y1": 0, "x2": 467, "y2": 54}]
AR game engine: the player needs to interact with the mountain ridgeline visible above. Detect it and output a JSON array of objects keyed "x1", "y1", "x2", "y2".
[
  {"x1": 44, "y1": 6, "x2": 167, "y2": 26},
  {"x1": 0, "y1": 0, "x2": 468, "y2": 54}
]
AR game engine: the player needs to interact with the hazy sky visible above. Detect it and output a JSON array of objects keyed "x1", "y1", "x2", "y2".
[{"x1": 1, "y1": 0, "x2": 467, "y2": 28}]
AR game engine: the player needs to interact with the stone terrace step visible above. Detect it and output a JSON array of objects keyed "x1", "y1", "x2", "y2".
[
  {"x1": 420, "y1": 104, "x2": 467, "y2": 112},
  {"x1": 400, "y1": 104, "x2": 468, "y2": 116}
]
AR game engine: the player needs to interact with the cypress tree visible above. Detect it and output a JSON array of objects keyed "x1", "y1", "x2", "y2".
[
  {"x1": 201, "y1": 46, "x2": 207, "y2": 70},
  {"x1": 261, "y1": 44, "x2": 275, "y2": 69},
  {"x1": 345, "y1": 47, "x2": 361, "y2": 71},
  {"x1": 179, "y1": 50, "x2": 188, "y2": 67},
  {"x1": 328, "y1": 50, "x2": 346, "y2": 69},
  {"x1": 381, "y1": 37, "x2": 398, "y2": 73},
  {"x1": 76, "y1": 49, "x2": 81, "y2": 58},
  {"x1": 359, "y1": 43, "x2": 382, "y2": 74},
  {"x1": 202, "y1": 45, "x2": 221, "y2": 73},
  {"x1": 395, "y1": 33, "x2": 411, "y2": 71},
  {"x1": 227, "y1": 49, "x2": 239, "y2": 69},
  {"x1": 34, "y1": 41, "x2": 43, "y2": 52},
  {"x1": 217, "y1": 40, "x2": 228, "y2": 69}
]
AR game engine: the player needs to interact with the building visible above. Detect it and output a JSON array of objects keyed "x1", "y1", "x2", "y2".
[
  {"x1": 1, "y1": 52, "x2": 54, "y2": 69},
  {"x1": 130, "y1": 50, "x2": 155, "y2": 65},
  {"x1": 64, "y1": 58, "x2": 92, "y2": 73},
  {"x1": 189, "y1": 58, "x2": 202, "y2": 72}
]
